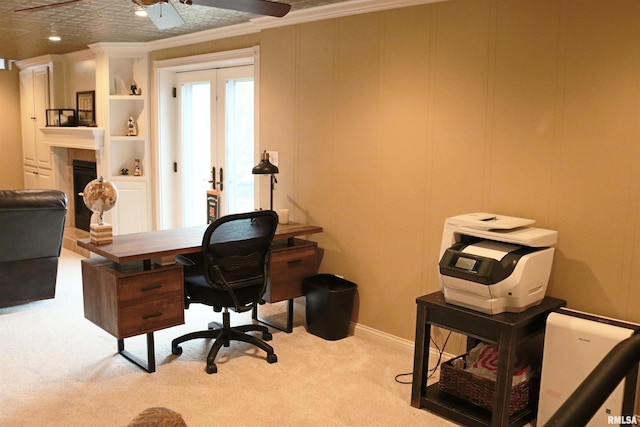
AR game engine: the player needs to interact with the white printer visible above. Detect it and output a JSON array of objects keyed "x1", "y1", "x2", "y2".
[{"x1": 438, "y1": 213, "x2": 558, "y2": 315}]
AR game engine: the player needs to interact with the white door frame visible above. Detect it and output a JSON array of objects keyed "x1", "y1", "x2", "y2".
[{"x1": 153, "y1": 46, "x2": 260, "y2": 230}]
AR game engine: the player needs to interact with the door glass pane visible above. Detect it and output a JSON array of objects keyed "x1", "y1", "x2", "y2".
[
  {"x1": 225, "y1": 78, "x2": 254, "y2": 214},
  {"x1": 182, "y1": 81, "x2": 211, "y2": 226}
]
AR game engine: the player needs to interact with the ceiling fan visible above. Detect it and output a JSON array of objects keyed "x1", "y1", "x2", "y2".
[{"x1": 15, "y1": 0, "x2": 292, "y2": 18}]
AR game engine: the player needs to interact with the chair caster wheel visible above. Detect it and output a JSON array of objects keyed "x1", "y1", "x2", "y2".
[
  {"x1": 206, "y1": 364, "x2": 218, "y2": 374},
  {"x1": 263, "y1": 331, "x2": 272, "y2": 341},
  {"x1": 267, "y1": 353, "x2": 278, "y2": 364},
  {"x1": 172, "y1": 345, "x2": 183, "y2": 355}
]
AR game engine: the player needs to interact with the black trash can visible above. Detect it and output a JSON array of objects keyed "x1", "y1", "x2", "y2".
[{"x1": 302, "y1": 274, "x2": 357, "y2": 340}]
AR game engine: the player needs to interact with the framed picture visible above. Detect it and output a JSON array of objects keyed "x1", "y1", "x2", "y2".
[
  {"x1": 76, "y1": 90, "x2": 95, "y2": 126},
  {"x1": 46, "y1": 109, "x2": 76, "y2": 127}
]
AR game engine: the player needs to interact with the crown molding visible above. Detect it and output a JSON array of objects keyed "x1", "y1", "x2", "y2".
[
  {"x1": 63, "y1": 49, "x2": 95, "y2": 62},
  {"x1": 148, "y1": 0, "x2": 448, "y2": 52},
  {"x1": 253, "y1": 0, "x2": 447, "y2": 30},
  {"x1": 88, "y1": 42, "x2": 152, "y2": 56},
  {"x1": 15, "y1": 54, "x2": 62, "y2": 70},
  {"x1": 148, "y1": 22, "x2": 259, "y2": 52},
  {"x1": 153, "y1": 46, "x2": 258, "y2": 71}
]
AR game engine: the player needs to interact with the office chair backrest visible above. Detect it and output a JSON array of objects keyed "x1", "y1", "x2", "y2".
[{"x1": 202, "y1": 210, "x2": 278, "y2": 302}]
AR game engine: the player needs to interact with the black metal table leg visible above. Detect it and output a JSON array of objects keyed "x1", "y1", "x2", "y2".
[
  {"x1": 252, "y1": 299, "x2": 294, "y2": 333},
  {"x1": 117, "y1": 332, "x2": 156, "y2": 373}
]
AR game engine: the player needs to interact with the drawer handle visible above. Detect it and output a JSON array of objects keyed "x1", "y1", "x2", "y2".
[
  {"x1": 287, "y1": 259, "x2": 303, "y2": 265},
  {"x1": 141, "y1": 284, "x2": 162, "y2": 292},
  {"x1": 142, "y1": 312, "x2": 163, "y2": 320}
]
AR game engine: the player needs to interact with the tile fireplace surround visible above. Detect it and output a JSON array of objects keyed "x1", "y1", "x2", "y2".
[
  {"x1": 41, "y1": 127, "x2": 104, "y2": 257},
  {"x1": 62, "y1": 148, "x2": 96, "y2": 257}
]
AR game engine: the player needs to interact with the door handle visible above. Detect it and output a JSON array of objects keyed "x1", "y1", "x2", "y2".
[
  {"x1": 208, "y1": 167, "x2": 224, "y2": 191},
  {"x1": 208, "y1": 167, "x2": 215, "y2": 190}
]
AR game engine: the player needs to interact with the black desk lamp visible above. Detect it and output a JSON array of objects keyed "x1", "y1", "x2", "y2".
[{"x1": 252, "y1": 150, "x2": 279, "y2": 210}]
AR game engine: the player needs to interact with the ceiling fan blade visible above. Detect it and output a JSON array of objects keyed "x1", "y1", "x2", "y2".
[
  {"x1": 14, "y1": 0, "x2": 86, "y2": 12},
  {"x1": 184, "y1": 0, "x2": 291, "y2": 18}
]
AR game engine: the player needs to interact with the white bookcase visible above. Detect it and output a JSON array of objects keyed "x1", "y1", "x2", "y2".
[{"x1": 89, "y1": 43, "x2": 151, "y2": 235}]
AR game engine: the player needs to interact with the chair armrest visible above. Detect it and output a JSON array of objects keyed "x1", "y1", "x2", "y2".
[{"x1": 176, "y1": 255, "x2": 196, "y2": 267}]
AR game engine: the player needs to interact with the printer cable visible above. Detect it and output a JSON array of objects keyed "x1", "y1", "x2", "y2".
[{"x1": 394, "y1": 331, "x2": 452, "y2": 384}]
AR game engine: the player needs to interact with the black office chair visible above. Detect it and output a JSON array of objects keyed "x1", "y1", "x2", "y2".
[{"x1": 171, "y1": 210, "x2": 279, "y2": 374}]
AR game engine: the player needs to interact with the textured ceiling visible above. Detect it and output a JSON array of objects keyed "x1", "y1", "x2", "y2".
[{"x1": 0, "y1": 0, "x2": 348, "y2": 61}]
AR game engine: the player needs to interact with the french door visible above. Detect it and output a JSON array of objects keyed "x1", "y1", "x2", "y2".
[{"x1": 176, "y1": 65, "x2": 255, "y2": 226}]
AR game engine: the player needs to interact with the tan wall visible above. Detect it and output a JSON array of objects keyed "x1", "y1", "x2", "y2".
[
  {"x1": 3, "y1": 0, "x2": 636, "y2": 409},
  {"x1": 150, "y1": 0, "x2": 640, "y2": 342},
  {"x1": 3, "y1": 0, "x2": 636, "y2": 342},
  {"x1": 259, "y1": 0, "x2": 640, "y2": 340},
  {"x1": 8, "y1": 3, "x2": 639, "y2": 406},
  {"x1": 0, "y1": 66, "x2": 24, "y2": 189}
]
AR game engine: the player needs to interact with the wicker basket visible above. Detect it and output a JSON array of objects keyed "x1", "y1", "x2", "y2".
[{"x1": 438, "y1": 354, "x2": 532, "y2": 415}]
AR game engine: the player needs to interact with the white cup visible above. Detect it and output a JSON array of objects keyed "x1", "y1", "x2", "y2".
[{"x1": 278, "y1": 209, "x2": 289, "y2": 224}]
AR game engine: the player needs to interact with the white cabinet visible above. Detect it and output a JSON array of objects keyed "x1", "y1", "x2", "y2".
[
  {"x1": 110, "y1": 180, "x2": 149, "y2": 235},
  {"x1": 90, "y1": 43, "x2": 151, "y2": 235},
  {"x1": 19, "y1": 65, "x2": 52, "y2": 188},
  {"x1": 17, "y1": 55, "x2": 66, "y2": 190},
  {"x1": 23, "y1": 164, "x2": 53, "y2": 190}
]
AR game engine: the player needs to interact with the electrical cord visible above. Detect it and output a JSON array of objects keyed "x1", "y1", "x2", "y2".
[
  {"x1": 394, "y1": 331, "x2": 452, "y2": 384},
  {"x1": 394, "y1": 372, "x2": 413, "y2": 384}
]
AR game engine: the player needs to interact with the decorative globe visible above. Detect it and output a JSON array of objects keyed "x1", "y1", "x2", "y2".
[{"x1": 82, "y1": 177, "x2": 118, "y2": 225}]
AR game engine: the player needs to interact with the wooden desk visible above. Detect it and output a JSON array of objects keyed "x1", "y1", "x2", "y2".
[
  {"x1": 78, "y1": 222, "x2": 322, "y2": 265},
  {"x1": 411, "y1": 291, "x2": 565, "y2": 427},
  {"x1": 78, "y1": 222, "x2": 322, "y2": 373}
]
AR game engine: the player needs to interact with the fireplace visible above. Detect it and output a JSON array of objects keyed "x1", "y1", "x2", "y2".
[{"x1": 73, "y1": 160, "x2": 97, "y2": 232}]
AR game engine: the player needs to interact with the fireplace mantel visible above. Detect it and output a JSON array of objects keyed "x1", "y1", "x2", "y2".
[{"x1": 40, "y1": 127, "x2": 105, "y2": 150}]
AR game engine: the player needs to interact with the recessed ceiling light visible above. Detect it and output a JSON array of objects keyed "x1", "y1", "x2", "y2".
[{"x1": 49, "y1": 36, "x2": 61, "y2": 41}]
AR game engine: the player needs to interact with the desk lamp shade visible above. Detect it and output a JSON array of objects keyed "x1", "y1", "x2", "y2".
[
  {"x1": 252, "y1": 151, "x2": 279, "y2": 210},
  {"x1": 252, "y1": 151, "x2": 279, "y2": 175}
]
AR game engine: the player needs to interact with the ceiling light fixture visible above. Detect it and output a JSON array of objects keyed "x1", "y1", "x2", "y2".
[
  {"x1": 48, "y1": 36, "x2": 61, "y2": 42},
  {"x1": 144, "y1": 2, "x2": 184, "y2": 30},
  {"x1": 135, "y1": 7, "x2": 147, "y2": 17}
]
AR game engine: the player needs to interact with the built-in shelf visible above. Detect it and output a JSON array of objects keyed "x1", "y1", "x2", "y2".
[
  {"x1": 110, "y1": 136, "x2": 144, "y2": 141},
  {"x1": 112, "y1": 175, "x2": 146, "y2": 181},
  {"x1": 40, "y1": 127, "x2": 105, "y2": 150},
  {"x1": 109, "y1": 95, "x2": 146, "y2": 101}
]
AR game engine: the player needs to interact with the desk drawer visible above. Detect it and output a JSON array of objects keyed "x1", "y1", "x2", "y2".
[
  {"x1": 267, "y1": 241, "x2": 317, "y2": 302},
  {"x1": 118, "y1": 267, "x2": 182, "y2": 305},
  {"x1": 82, "y1": 259, "x2": 185, "y2": 338},
  {"x1": 119, "y1": 296, "x2": 184, "y2": 338}
]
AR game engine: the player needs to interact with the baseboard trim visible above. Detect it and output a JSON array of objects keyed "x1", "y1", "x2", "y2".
[
  {"x1": 352, "y1": 322, "x2": 415, "y2": 355},
  {"x1": 296, "y1": 300, "x2": 455, "y2": 365},
  {"x1": 351, "y1": 321, "x2": 456, "y2": 376}
]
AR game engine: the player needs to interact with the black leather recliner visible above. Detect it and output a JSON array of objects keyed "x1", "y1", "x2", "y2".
[{"x1": 0, "y1": 190, "x2": 67, "y2": 308}]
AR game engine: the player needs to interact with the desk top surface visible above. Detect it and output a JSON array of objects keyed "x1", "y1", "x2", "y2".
[{"x1": 78, "y1": 222, "x2": 322, "y2": 264}]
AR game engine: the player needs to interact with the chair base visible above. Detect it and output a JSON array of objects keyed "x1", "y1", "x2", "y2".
[{"x1": 171, "y1": 311, "x2": 277, "y2": 374}]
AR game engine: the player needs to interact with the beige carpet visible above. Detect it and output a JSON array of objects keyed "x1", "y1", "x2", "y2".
[{"x1": 0, "y1": 249, "x2": 458, "y2": 427}]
